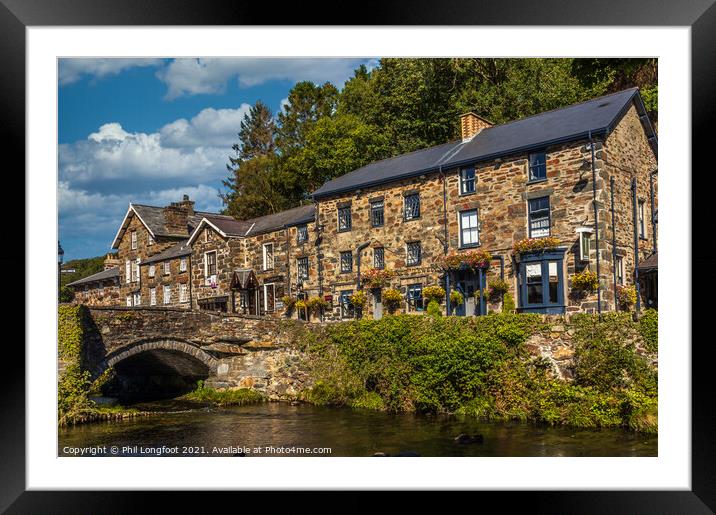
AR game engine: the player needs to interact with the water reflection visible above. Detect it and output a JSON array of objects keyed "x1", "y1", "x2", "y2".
[{"x1": 59, "y1": 401, "x2": 657, "y2": 457}]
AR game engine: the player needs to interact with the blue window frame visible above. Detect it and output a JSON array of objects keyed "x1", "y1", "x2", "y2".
[
  {"x1": 340, "y1": 251, "x2": 353, "y2": 273},
  {"x1": 297, "y1": 224, "x2": 308, "y2": 243},
  {"x1": 339, "y1": 290, "x2": 354, "y2": 318},
  {"x1": 406, "y1": 284, "x2": 424, "y2": 312},
  {"x1": 517, "y1": 249, "x2": 565, "y2": 314},
  {"x1": 370, "y1": 200, "x2": 384, "y2": 227},
  {"x1": 338, "y1": 206, "x2": 352, "y2": 232},
  {"x1": 460, "y1": 167, "x2": 476, "y2": 194},
  {"x1": 528, "y1": 196, "x2": 551, "y2": 238},
  {"x1": 374, "y1": 247, "x2": 385, "y2": 269},
  {"x1": 404, "y1": 193, "x2": 420, "y2": 221},
  {"x1": 528, "y1": 152, "x2": 547, "y2": 182},
  {"x1": 459, "y1": 209, "x2": 479, "y2": 248}
]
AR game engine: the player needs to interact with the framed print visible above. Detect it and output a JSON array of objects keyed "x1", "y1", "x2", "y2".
[{"x1": 4, "y1": 0, "x2": 714, "y2": 511}]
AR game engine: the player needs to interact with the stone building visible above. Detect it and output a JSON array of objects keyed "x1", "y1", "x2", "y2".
[
  {"x1": 66, "y1": 254, "x2": 121, "y2": 306},
  {"x1": 187, "y1": 205, "x2": 315, "y2": 316},
  {"x1": 73, "y1": 88, "x2": 657, "y2": 318}
]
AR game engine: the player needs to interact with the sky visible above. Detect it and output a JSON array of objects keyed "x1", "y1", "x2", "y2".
[{"x1": 58, "y1": 57, "x2": 377, "y2": 261}]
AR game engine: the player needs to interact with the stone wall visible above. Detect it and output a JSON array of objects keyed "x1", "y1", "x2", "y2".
[
  {"x1": 190, "y1": 225, "x2": 244, "y2": 311},
  {"x1": 140, "y1": 255, "x2": 191, "y2": 308},
  {"x1": 72, "y1": 279, "x2": 120, "y2": 306}
]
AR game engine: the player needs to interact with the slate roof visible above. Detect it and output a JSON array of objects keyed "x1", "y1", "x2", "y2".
[
  {"x1": 140, "y1": 240, "x2": 192, "y2": 265},
  {"x1": 244, "y1": 204, "x2": 315, "y2": 236},
  {"x1": 638, "y1": 252, "x2": 658, "y2": 272},
  {"x1": 312, "y1": 88, "x2": 657, "y2": 199},
  {"x1": 67, "y1": 267, "x2": 120, "y2": 287}
]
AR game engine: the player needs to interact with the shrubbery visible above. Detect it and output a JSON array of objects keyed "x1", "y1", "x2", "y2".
[
  {"x1": 298, "y1": 312, "x2": 657, "y2": 433},
  {"x1": 182, "y1": 381, "x2": 265, "y2": 406}
]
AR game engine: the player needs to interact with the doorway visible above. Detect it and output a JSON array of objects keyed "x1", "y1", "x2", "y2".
[{"x1": 452, "y1": 268, "x2": 486, "y2": 316}]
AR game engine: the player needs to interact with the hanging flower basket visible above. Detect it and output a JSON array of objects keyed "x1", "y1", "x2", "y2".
[
  {"x1": 439, "y1": 249, "x2": 492, "y2": 271},
  {"x1": 512, "y1": 237, "x2": 561, "y2": 255},
  {"x1": 361, "y1": 268, "x2": 397, "y2": 289},
  {"x1": 616, "y1": 284, "x2": 637, "y2": 309},
  {"x1": 571, "y1": 269, "x2": 599, "y2": 292},
  {"x1": 486, "y1": 277, "x2": 510, "y2": 301},
  {"x1": 423, "y1": 285, "x2": 446, "y2": 304}
]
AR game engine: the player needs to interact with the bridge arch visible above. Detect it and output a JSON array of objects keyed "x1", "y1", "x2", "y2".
[{"x1": 100, "y1": 338, "x2": 219, "y2": 400}]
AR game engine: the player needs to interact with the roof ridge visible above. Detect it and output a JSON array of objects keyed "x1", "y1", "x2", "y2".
[{"x1": 478, "y1": 87, "x2": 638, "y2": 133}]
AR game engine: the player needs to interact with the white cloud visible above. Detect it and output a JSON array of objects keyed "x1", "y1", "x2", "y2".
[
  {"x1": 59, "y1": 58, "x2": 163, "y2": 85},
  {"x1": 156, "y1": 58, "x2": 373, "y2": 99},
  {"x1": 159, "y1": 105, "x2": 250, "y2": 148}
]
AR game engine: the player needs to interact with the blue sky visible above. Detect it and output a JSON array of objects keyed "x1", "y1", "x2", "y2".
[{"x1": 58, "y1": 58, "x2": 376, "y2": 261}]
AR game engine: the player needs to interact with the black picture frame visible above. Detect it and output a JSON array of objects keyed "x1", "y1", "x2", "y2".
[{"x1": 4, "y1": 0, "x2": 713, "y2": 511}]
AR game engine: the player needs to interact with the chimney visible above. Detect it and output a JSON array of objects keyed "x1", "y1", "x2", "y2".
[
  {"x1": 104, "y1": 253, "x2": 121, "y2": 271},
  {"x1": 460, "y1": 112, "x2": 492, "y2": 141},
  {"x1": 163, "y1": 195, "x2": 194, "y2": 236}
]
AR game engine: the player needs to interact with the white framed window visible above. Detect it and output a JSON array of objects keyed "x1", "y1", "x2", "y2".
[
  {"x1": 616, "y1": 256, "x2": 625, "y2": 285},
  {"x1": 263, "y1": 283, "x2": 275, "y2": 312},
  {"x1": 164, "y1": 260, "x2": 171, "y2": 275},
  {"x1": 263, "y1": 243, "x2": 274, "y2": 270},
  {"x1": 126, "y1": 295, "x2": 132, "y2": 307},
  {"x1": 180, "y1": 257, "x2": 187, "y2": 272},
  {"x1": 148, "y1": 264, "x2": 155, "y2": 278},
  {"x1": 125, "y1": 260, "x2": 131, "y2": 284},
  {"x1": 148, "y1": 234, "x2": 155, "y2": 246},
  {"x1": 179, "y1": 283, "x2": 189, "y2": 303},
  {"x1": 150, "y1": 287, "x2": 157, "y2": 306},
  {"x1": 459, "y1": 209, "x2": 479, "y2": 248},
  {"x1": 406, "y1": 241, "x2": 421, "y2": 266},
  {"x1": 132, "y1": 292, "x2": 141, "y2": 306},
  {"x1": 131, "y1": 231, "x2": 137, "y2": 250},
  {"x1": 132, "y1": 259, "x2": 140, "y2": 283},
  {"x1": 297, "y1": 257, "x2": 309, "y2": 282},
  {"x1": 204, "y1": 251, "x2": 217, "y2": 285},
  {"x1": 638, "y1": 200, "x2": 646, "y2": 238},
  {"x1": 163, "y1": 285, "x2": 172, "y2": 305},
  {"x1": 577, "y1": 228, "x2": 593, "y2": 262}
]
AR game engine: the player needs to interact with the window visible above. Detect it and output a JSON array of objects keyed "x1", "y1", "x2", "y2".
[
  {"x1": 528, "y1": 152, "x2": 547, "y2": 181},
  {"x1": 263, "y1": 284, "x2": 275, "y2": 312},
  {"x1": 164, "y1": 261, "x2": 171, "y2": 276},
  {"x1": 126, "y1": 295, "x2": 132, "y2": 307},
  {"x1": 518, "y1": 250, "x2": 565, "y2": 314},
  {"x1": 205, "y1": 251, "x2": 217, "y2": 285},
  {"x1": 132, "y1": 292, "x2": 141, "y2": 306},
  {"x1": 263, "y1": 243, "x2": 274, "y2": 270},
  {"x1": 125, "y1": 260, "x2": 131, "y2": 284},
  {"x1": 404, "y1": 193, "x2": 420, "y2": 220},
  {"x1": 577, "y1": 229, "x2": 592, "y2": 262},
  {"x1": 297, "y1": 257, "x2": 309, "y2": 282},
  {"x1": 131, "y1": 231, "x2": 137, "y2": 250},
  {"x1": 179, "y1": 283, "x2": 189, "y2": 303},
  {"x1": 148, "y1": 234, "x2": 155, "y2": 246},
  {"x1": 406, "y1": 241, "x2": 421, "y2": 266},
  {"x1": 148, "y1": 264, "x2": 155, "y2": 278},
  {"x1": 616, "y1": 256, "x2": 624, "y2": 285},
  {"x1": 297, "y1": 224, "x2": 309, "y2": 243},
  {"x1": 132, "y1": 259, "x2": 140, "y2": 283},
  {"x1": 459, "y1": 209, "x2": 479, "y2": 248},
  {"x1": 163, "y1": 285, "x2": 171, "y2": 305},
  {"x1": 370, "y1": 200, "x2": 384, "y2": 227},
  {"x1": 339, "y1": 290, "x2": 354, "y2": 319},
  {"x1": 528, "y1": 196, "x2": 551, "y2": 238},
  {"x1": 460, "y1": 167, "x2": 476, "y2": 194},
  {"x1": 407, "y1": 284, "x2": 424, "y2": 312},
  {"x1": 150, "y1": 287, "x2": 157, "y2": 306},
  {"x1": 340, "y1": 251, "x2": 353, "y2": 273},
  {"x1": 338, "y1": 206, "x2": 352, "y2": 232},
  {"x1": 374, "y1": 247, "x2": 385, "y2": 269},
  {"x1": 180, "y1": 257, "x2": 187, "y2": 272},
  {"x1": 638, "y1": 200, "x2": 646, "y2": 238}
]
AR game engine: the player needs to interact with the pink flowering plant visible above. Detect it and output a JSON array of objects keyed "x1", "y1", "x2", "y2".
[
  {"x1": 439, "y1": 249, "x2": 492, "y2": 271},
  {"x1": 361, "y1": 268, "x2": 397, "y2": 289},
  {"x1": 486, "y1": 277, "x2": 510, "y2": 300},
  {"x1": 512, "y1": 237, "x2": 561, "y2": 254}
]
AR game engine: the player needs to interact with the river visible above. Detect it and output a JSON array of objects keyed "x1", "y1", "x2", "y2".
[{"x1": 58, "y1": 400, "x2": 657, "y2": 457}]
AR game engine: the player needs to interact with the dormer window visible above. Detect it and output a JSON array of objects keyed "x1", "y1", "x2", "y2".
[
  {"x1": 297, "y1": 224, "x2": 309, "y2": 243},
  {"x1": 528, "y1": 152, "x2": 547, "y2": 182},
  {"x1": 460, "y1": 167, "x2": 476, "y2": 195}
]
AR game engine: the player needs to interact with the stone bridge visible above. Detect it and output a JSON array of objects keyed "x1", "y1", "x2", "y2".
[{"x1": 85, "y1": 307, "x2": 308, "y2": 400}]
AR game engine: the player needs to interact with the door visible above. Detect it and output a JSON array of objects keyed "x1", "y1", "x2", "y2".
[
  {"x1": 454, "y1": 269, "x2": 486, "y2": 316},
  {"x1": 372, "y1": 288, "x2": 383, "y2": 320}
]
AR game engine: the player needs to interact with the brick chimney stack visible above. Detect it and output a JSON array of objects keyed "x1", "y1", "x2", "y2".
[
  {"x1": 460, "y1": 112, "x2": 493, "y2": 141},
  {"x1": 163, "y1": 195, "x2": 195, "y2": 236},
  {"x1": 104, "y1": 253, "x2": 121, "y2": 270}
]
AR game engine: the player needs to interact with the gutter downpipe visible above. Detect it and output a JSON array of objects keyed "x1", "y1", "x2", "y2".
[
  {"x1": 650, "y1": 169, "x2": 658, "y2": 255},
  {"x1": 610, "y1": 176, "x2": 618, "y2": 311},
  {"x1": 441, "y1": 165, "x2": 452, "y2": 315},
  {"x1": 355, "y1": 241, "x2": 371, "y2": 291},
  {"x1": 632, "y1": 178, "x2": 641, "y2": 313},
  {"x1": 589, "y1": 131, "x2": 602, "y2": 316},
  {"x1": 314, "y1": 201, "x2": 324, "y2": 321}
]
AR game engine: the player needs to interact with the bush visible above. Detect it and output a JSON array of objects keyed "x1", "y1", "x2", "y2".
[
  {"x1": 382, "y1": 288, "x2": 402, "y2": 314},
  {"x1": 182, "y1": 383, "x2": 265, "y2": 407},
  {"x1": 449, "y1": 290, "x2": 464, "y2": 307},
  {"x1": 426, "y1": 300, "x2": 442, "y2": 317},
  {"x1": 59, "y1": 285, "x2": 74, "y2": 303},
  {"x1": 502, "y1": 292, "x2": 516, "y2": 313},
  {"x1": 423, "y1": 285, "x2": 446, "y2": 304},
  {"x1": 281, "y1": 295, "x2": 296, "y2": 312},
  {"x1": 639, "y1": 309, "x2": 658, "y2": 353},
  {"x1": 617, "y1": 285, "x2": 637, "y2": 309}
]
